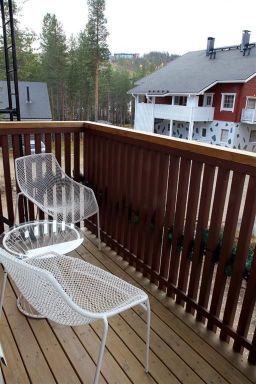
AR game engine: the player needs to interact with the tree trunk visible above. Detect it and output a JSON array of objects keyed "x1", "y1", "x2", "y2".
[{"x1": 95, "y1": 60, "x2": 99, "y2": 121}]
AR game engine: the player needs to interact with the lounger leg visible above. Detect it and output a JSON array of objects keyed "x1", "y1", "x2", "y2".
[
  {"x1": 97, "y1": 211, "x2": 101, "y2": 251},
  {"x1": 0, "y1": 343, "x2": 7, "y2": 367},
  {"x1": 0, "y1": 268, "x2": 7, "y2": 319},
  {"x1": 93, "y1": 318, "x2": 108, "y2": 384},
  {"x1": 145, "y1": 299, "x2": 151, "y2": 372}
]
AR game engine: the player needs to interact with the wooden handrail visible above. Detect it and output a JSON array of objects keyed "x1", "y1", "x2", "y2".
[
  {"x1": 83, "y1": 121, "x2": 256, "y2": 168},
  {"x1": 0, "y1": 121, "x2": 256, "y2": 167}
]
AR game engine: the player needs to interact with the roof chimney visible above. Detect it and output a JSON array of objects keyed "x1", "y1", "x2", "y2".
[
  {"x1": 206, "y1": 37, "x2": 215, "y2": 56},
  {"x1": 26, "y1": 86, "x2": 31, "y2": 103},
  {"x1": 241, "y1": 30, "x2": 250, "y2": 51}
]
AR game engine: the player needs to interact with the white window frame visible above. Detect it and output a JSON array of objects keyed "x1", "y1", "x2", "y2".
[
  {"x1": 203, "y1": 93, "x2": 214, "y2": 107},
  {"x1": 249, "y1": 130, "x2": 256, "y2": 142},
  {"x1": 172, "y1": 96, "x2": 187, "y2": 106},
  {"x1": 246, "y1": 97, "x2": 256, "y2": 109},
  {"x1": 220, "y1": 93, "x2": 236, "y2": 112},
  {"x1": 220, "y1": 128, "x2": 229, "y2": 143}
]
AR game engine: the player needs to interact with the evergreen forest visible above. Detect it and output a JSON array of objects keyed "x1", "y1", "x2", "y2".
[{"x1": 0, "y1": 0, "x2": 178, "y2": 125}]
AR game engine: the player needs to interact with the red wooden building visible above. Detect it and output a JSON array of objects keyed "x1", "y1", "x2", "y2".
[{"x1": 129, "y1": 30, "x2": 256, "y2": 151}]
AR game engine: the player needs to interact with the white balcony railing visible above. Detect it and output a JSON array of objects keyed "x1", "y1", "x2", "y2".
[
  {"x1": 241, "y1": 108, "x2": 256, "y2": 124},
  {"x1": 134, "y1": 103, "x2": 215, "y2": 132},
  {"x1": 154, "y1": 104, "x2": 214, "y2": 122}
]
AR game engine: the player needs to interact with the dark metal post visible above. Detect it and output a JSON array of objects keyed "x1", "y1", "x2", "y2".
[{"x1": 0, "y1": 0, "x2": 21, "y2": 121}]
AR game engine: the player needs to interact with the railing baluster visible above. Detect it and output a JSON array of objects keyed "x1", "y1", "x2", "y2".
[
  {"x1": 24, "y1": 133, "x2": 34, "y2": 221},
  {"x1": 167, "y1": 157, "x2": 191, "y2": 297},
  {"x1": 159, "y1": 155, "x2": 180, "y2": 290},
  {"x1": 186, "y1": 164, "x2": 215, "y2": 313},
  {"x1": 12, "y1": 134, "x2": 24, "y2": 222},
  {"x1": 64, "y1": 132, "x2": 71, "y2": 177},
  {"x1": 176, "y1": 160, "x2": 203, "y2": 305},
  {"x1": 197, "y1": 168, "x2": 229, "y2": 322},
  {"x1": 55, "y1": 133, "x2": 62, "y2": 166},
  {"x1": 112, "y1": 141, "x2": 123, "y2": 251},
  {"x1": 136, "y1": 149, "x2": 152, "y2": 274},
  {"x1": 0, "y1": 190, "x2": 4, "y2": 233},
  {"x1": 34, "y1": 133, "x2": 44, "y2": 220},
  {"x1": 45, "y1": 132, "x2": 52, "y2": 153},
  {"x1": 150, "y1": 151, "x2": 169, "y2": 283},
  {"x1": 220, "y1": 175, "x2": 256, "y2": 342},
  {"x1": 207, "y1": 172, "x2": 245, "y2": 331}
]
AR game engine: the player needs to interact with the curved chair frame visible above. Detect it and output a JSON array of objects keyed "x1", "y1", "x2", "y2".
[
  {"x1": 14, "y1": 153, "x2": 101, "y2": 249},
  {"x1": 0, "y1": 250, "x2": 150, "y2": 384}
]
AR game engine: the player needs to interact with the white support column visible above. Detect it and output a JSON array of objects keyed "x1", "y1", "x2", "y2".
[
  {"x1": 133, "y1": 95, "x2": 139, "y2": 130},
  {"x1": 188, "y1": 100, "x2": 195, "y2": 141},
  {"x1": 188, "y1": 121, "x2": 194, "y2": 140},
  {"x1": 169, "y1": 120, "x2": 173, "y2": 137},
  {"x1": 152, "y1": 97, "x2": 155, "y2": 132}
]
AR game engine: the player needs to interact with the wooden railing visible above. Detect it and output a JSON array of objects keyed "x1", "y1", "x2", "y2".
[{"x1": 1, "y1": 121, "x2": 256, "y2": 364}]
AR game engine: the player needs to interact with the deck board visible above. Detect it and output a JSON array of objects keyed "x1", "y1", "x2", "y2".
[{"x1": 0, "y1": 233, "x2": 255, "y2": 384}]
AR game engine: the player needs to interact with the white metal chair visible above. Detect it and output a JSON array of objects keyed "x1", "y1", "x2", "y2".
[
  {"x1": 0, "y1": 250, "x2": 150, "y2": 384},
  {"x1": 14, "y1": 153, "x2": 101, "y2": 249}
]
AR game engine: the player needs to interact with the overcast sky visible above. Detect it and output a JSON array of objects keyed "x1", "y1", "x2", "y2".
[{"x1": 20, "y1": 0, "x2": 256, "y2": 55}]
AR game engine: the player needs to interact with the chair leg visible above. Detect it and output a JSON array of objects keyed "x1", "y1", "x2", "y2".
[
  {"x1": 93, "y1": 318, "x2": 108, "y2": 384},
  {"x1": 0, "y1": 343, "x2": 7, "y2": 367},
  {"x1": 0, "y1": 268, "x2": 7, "y2": 319},
  {"x1": 14, "y1": 192, "x2": 23, "y2": 225},
  {"x1": 145, "y1": 299, "x2": 151, "y2": 373},
  {"x1": 97, "y1": 211, "x2": 101, "y2": 251}
]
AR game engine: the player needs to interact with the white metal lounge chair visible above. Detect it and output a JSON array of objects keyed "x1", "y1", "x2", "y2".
[
  {"x1": 14, "y1": 153, "x2": 101, "y2": 249},
  {"x1": 0, "y1": 250, "x2": 150, "y2": 384}
]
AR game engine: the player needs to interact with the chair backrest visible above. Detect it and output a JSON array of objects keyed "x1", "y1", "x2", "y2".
[
  {"x1": 0, "y1": 249, "x2": 91, "y2": 325},
  {"x1": 15, "y1": 153, "x2": 63, "y2": 197},
  {"x1": 15, "y1": 153, "x2": 98, "y2": 223}
]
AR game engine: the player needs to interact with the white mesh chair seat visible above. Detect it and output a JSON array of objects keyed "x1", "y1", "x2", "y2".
[
  {"x1": 15, "y1": 153, "x2": 101, "y2": 248},
  {"x1": 0, "y1": 250, "x2": 150, "y2": 384}
]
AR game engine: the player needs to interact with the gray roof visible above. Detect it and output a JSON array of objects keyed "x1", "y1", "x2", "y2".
[
  {"x1": 0, "y1": 81, "x2": 52, "y2": 120},
  {"x1": 128, "y1": 46, "x2": 256, "y2": 95}
]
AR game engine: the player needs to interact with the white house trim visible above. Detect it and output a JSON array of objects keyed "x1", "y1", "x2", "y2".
[
  {"x1": 199, "y1": 80, "x2": 245, "y2": 95},
  {"x1": 245, "y1": 72, "x2": 256, "y2": 82},
  {"x1": 146, "y1": 92, "x2": 198, "y2": 97},
  {"x1": 220, "y1": 93, "x2": 237, "y2": 112},
  {"x1": 203, "y1": 93, "x2": 214, "y2": 106}
]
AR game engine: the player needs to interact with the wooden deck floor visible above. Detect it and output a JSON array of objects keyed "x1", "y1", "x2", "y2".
[{"x1": 0, "y1": 232, "x2": 256, "y2": 384}]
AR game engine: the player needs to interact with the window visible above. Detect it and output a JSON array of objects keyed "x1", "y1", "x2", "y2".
[
  {"x1": 249, "y1": 130, "x2": 256, "y2": 142},
  {"x1": 173, "y1": 96, "x2": 187, "y2": 106},
  {"x1": 221, "y1": 93, "x2": 236, "y2": 112},
  {"x1": 220, "y1": 129, "x2": 229, "y2": 142},
  {"x1": 246, "y1": 98, "x2": 256, "y2": 109},
  {"x1": 201, "y1": 128, "x2": 207, "y2": 137},
  {"x1": 203, "y1": 94, "x2": 213, "y2": 107}
]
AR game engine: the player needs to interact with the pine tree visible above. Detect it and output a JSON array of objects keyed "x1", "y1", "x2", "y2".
[
  {"x1": 0, "y1": 0, "x2": 41, "y2": 81},
  {"x1": 86, "y1": 0, "x2": 109, "y2": 121},
  {"x1": 40, "y1": 13, "x2": 68, "y2": 120}
]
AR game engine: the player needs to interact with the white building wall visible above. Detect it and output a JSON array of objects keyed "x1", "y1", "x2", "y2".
[
  {"x1": 134, "y1": 101, "x2": 256, "y2": 152},
  {"x1": 154, "y1": 119, "x2": 170, "y2": 136},
  {"x1": 233, "y1": 123, "x2": 256, "y2": 152},
  {"x1": 134, "y1": 103, "x2": 154, "y2": 133}
]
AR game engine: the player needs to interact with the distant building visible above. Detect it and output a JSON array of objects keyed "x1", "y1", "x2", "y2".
[
  {"x1": 113, "y1": 53, "x2": 139, "y2": 60},
  {"x1": 128, "y1": 30, "x2": 256, "y2": 152},
  {"x1": 0, "y1": 81, "x2": 52, "y2": 120}
]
